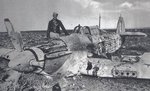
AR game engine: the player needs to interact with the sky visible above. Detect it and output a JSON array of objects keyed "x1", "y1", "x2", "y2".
[{"x1": 0, "y1": 0, "x2": 150, "y2": 32}]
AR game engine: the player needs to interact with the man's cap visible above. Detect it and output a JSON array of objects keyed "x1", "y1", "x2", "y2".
[{"x1": 53, "y1": 12, "x2": 58, "y2": 16}]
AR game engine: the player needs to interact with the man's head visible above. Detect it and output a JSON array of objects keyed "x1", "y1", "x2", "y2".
[{"x1": 53, "y1": 12, "x2": 58, "y2": 19}]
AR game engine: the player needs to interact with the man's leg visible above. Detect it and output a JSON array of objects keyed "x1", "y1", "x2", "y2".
[
  {"x1": 87, "y1": 70, "x2": 89, "y2": 75},
  {"x1": 92, "y1": 70, "x2": 95, "y2": 76},
  {"x1": 96, "y1": 71, "x2": 98, "y2": 77}
]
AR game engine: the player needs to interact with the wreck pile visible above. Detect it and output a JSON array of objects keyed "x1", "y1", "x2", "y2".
[{"x1": 1, "y1": 30, "x2": 150, "y2": 91}]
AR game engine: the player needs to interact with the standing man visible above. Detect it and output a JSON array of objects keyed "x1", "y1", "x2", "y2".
[
  {"x1": 92, "y1": 64, "x2": 99, "y2": 77},
  {"x1": 86, "y1": 60, "x2": 92, "y2": 75},
  {"x1": 47, "y1": 12, "x2": 69, "y2": 38}
]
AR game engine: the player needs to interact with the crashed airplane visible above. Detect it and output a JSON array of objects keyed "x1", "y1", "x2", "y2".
[{"x1": 0, "y1": 15, "x2": 149, "y2": 82}]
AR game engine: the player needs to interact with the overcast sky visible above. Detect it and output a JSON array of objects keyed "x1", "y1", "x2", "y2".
[{"x1": 0, "y1": 0, "x2": 150, "y2": 32}]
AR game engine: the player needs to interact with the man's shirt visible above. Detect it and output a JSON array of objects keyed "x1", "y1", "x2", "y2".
[{"x1": 47, "y1": 19, "x2": 68, "y2": 38}]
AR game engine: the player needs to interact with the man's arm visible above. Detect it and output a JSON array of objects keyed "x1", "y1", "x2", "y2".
[
  {"x1": 59, "y1": 21, "x2": 69, "y2": 35},
  {"x1": 47, "y1": 21, "x2": 51, "y2": 38}
]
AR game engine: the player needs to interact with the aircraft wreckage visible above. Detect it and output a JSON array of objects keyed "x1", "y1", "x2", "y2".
[{"x1": 0, "y1": 15, "x2": 149, "y2": 81}]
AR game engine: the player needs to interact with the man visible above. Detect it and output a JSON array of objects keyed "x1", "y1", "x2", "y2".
[
  {"x1": 47, "y1": 12, "x2": 69, "y2": 38},
  {"x1": 86, "y1": 60, "x2": 92, "y2": 75},
  {"x1": 92, "y1": 64, "x2": 99, "y2": 77}
]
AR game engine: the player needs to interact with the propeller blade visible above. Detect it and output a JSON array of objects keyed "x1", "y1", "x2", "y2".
[{"x1": 4, "y1": 18, "x2": 23, "y2": 52}]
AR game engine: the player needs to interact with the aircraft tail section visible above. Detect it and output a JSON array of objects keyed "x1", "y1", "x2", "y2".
[
  {"x1": 116, "y1": 15, "x2": 125, "y2": 34},
  {"x1": 4, "y1": 18, "x2": 23, "y2": 52},
  {"x1": 116, "y1": 16, "x2": 147, "y2": 37}
]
